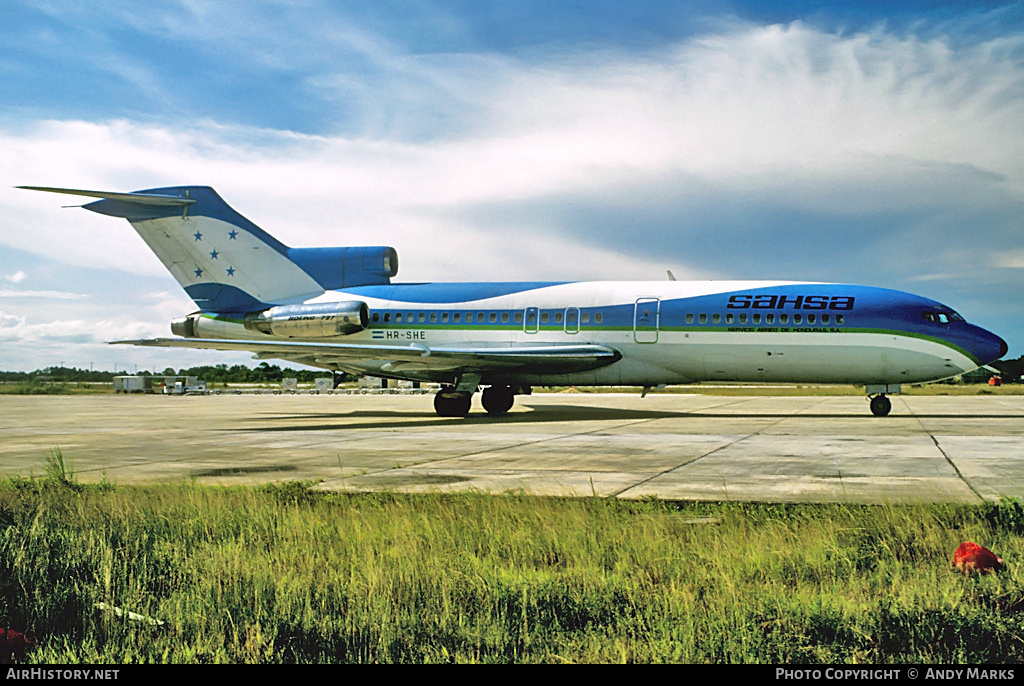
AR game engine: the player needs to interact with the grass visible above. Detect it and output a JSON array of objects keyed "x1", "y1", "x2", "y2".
[
  {"x1": 2, "y1": 475, "x2": 1024, "y2": 663},
  {"x1": 0, "y1": 382, "x2": 75, "y2": 395}
]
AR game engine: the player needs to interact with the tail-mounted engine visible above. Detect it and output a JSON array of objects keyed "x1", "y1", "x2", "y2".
[
  {"x1": 170, "y1": 301, "x2": 371, "y2": 339},
  {"x1": 243, "y1": 301, "x2": 370, "y2": 338}
]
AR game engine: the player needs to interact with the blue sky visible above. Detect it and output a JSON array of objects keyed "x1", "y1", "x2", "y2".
[{"x1": 2, "y1": 1, "x2": 1023, "y2": 372}]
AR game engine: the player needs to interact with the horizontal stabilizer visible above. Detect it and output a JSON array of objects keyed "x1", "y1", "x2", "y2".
[{"x1": 17, "y1": 186, "x2": 196, "y2": 207}]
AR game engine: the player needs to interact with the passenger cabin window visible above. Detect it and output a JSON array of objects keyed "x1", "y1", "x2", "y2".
[
  {"x1": 595, "y1": 313, "x2": 603, "y2": 323},
  {"x1": 752, "y1": 314, "x2": 761, "y2": 324},
  {"x1": 780, "y1": 314, "x2": 788, "y2": 324},
  {"x1": 821, "y1": 314, "x2": 830, "y2": 324},
  {"x1": 686, "y1": 314, "x2": 694, "y2": 324},
  {"x1": 807, "y1": 314, "x2": 815, "y2": 324},
  {"x1": 766, "y1": 314, "x2": 775, "y2": 324},
  {"x1": 739, "y1": 313, "x2": 747, "y2": 324},
  {"x1": 441, "y1": 312, "x2": 449, "y2": 323},
  {"x1": 396, "y1": 313, "x2": 403, "y2": 322},
  {"x1": 581, "y1": 313, "x2": 590, "y2": 323},
  {"x1": 501, "y1": 312, "x2": 509, "y2": 323},
  {"x1": 555, "y1": 312, "x2": 563, "y2": 324},
  {"x1": 712, "y1": 314, "x2": 721, "y2": 324},
  {"x1": 515, "y1": 312, "x2": 523, "y2": 323},
  {"x1": 384, "y1": 313, "x2": 391, "y2": 323},
  {"x1": 699, "y1": 314, "x2": 707, "y2": 324},
  {"x1": 793, "y1": 314, "x2": 802, "y2": 324},
  {"x1": 372, "y1": 312, "x2": 380, "y2": 323},
  {"x1": 477, "y1": 313, "x2": 485, "y2": 322},
  {"x1": 454, "y1": 313, "x2": 461, "y2": 323},
  {"x1": 726, "y1": 313, "x2": 734, "y2": 324},
  {"x1": 836, "y1": 314, "x2": 845, "y2": 325},
  {"x1": 418, "y1": 313, "x2": 426, "y2": 323},
  {"x1": 489, "y1": 312, "x2": 497, "y2": 323},
  {"x1": 429, "y1": 312, "x2": 437, "y2": 323},
  {"x1": 541, "y1": 312, "x2": 549, "y2": 323}
]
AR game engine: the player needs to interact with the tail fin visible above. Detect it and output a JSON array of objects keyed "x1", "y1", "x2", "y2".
[{"x1": 19, "y1": 185, "x2": 397, "y2": 313}]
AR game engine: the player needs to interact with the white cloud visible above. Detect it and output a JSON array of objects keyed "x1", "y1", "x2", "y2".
[
  {"x1": 3, "y1": 22, "x2": 1021, "y2": 263},
  {"x1": 0, "y1": 309, "x2": 162, "y2": 344},
  {"x1": 4, "y1": 270, "x2": 27, "y2": 283},
  {"x1": 0, "y1": 289, "x2": 85, "y2": 299}
]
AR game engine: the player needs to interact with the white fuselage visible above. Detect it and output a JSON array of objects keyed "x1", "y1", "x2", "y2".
[{"x1": 190, "y1": 280, "x2": 986, "y2": 388}]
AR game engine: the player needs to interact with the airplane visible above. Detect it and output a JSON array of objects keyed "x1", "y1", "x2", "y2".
[{"x1": 19, "y1": 185, "x2": 1008, "y2": 417}]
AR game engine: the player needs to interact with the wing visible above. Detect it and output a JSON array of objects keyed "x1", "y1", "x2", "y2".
[{"x1": 112, "y1": 337, "x2": 621, "y2": 377}]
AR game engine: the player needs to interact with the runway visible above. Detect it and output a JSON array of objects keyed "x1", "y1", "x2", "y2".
[{"x1": 2, "y1": 392, "x2": 1022, "y2": 503}]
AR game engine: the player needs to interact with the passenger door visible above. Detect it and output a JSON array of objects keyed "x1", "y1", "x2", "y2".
[{"x1": 633, "y1": 298, "x2": 660, "y2": 343}]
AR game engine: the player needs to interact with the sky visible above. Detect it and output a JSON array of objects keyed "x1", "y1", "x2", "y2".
[{"x1": 1, "y1": 0, "x2": 1023, "y2": 373}]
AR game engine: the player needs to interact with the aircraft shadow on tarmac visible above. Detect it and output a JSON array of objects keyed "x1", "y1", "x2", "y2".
[
  {"x1": 230, "y1": 405, "x2": 687, "y2": 432},
  {"x1": 226, "y1": 404, "x2": 1023, "y2": 433}
]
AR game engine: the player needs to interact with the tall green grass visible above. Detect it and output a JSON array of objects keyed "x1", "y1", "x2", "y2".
[{"x1": 1, "y1": 478, "x2": 1022, "y2": 663}]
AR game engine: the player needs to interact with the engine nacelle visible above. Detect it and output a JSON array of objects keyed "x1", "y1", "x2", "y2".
[
  {"x1": 171, "y1": 315, "x2": 198, "y2": 338},
  {"x1": 243, "y1": 301, "x2": 370, "y2": 338},
  {"x1": 288, "y1": 246, "x2": 398, "y2": 289}
]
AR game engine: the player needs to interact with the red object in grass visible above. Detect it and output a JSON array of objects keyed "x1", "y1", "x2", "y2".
[
  {"x1": 953, "y1": 541, "x2": 1005, "y2": 575},
  {"x1": 0, "y1": 628, "x2": 35, "y2": 663}
]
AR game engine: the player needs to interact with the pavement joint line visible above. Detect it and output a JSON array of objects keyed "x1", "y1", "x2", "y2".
[
  {"x1": 901, "y1": 395, "x2": 985, "y2": 503},
  {"x1": 609, "y1": 396, "x2": 827, "y2": 499},
  {"x1": 336, "y1": 396, "x2": 760, "y2": 483},
  {"x1": 335, "y1": 417, "x2": 668, "y2": 481}
]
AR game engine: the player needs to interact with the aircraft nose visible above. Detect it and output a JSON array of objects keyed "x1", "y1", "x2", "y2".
[{"x1": 975, "y1": 327, "x2": 1008, "y2": 366}]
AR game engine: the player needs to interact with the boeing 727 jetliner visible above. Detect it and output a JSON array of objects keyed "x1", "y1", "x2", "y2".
[{"x1": 20, "y1": 185, "x2": 1007, "y2": 417}]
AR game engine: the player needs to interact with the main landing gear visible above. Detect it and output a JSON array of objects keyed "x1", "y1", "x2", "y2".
[
  {"x1": 481, "y1": 385, "x2": 515, "y2": 415},
  {"x1": 433, "y1": 383, "x2": 519, "y2": 417},
  {"x1": 869, "y1": 394, "x2": 892, "y2": 417},
  {"x1": 434, "y1": 388, "x2": 473, "y2": 417}
]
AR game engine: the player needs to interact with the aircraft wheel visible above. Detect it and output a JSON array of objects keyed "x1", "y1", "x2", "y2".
[
  {"x1": 434, "y1": 388, "x2": 472, "y2": 417},
  {"x1": 482, "y1": 385, "x2": 515, "y2": 415},
  {"x1": 870, "y1": 394, "x2": 892, "y2": 417}
]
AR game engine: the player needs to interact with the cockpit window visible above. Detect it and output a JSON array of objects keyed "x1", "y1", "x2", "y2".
[{"x1": 923, "y1": 310, "x2": 954, "y2": 325}]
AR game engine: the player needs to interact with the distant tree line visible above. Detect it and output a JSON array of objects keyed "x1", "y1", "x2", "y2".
[
  {"x1": 993, "y1": 357, "x2": 1024, "y2": 383},
  {"x1": 3, "y1": 357, "x2": 1022, "y2": 385},
  {"x1": 0, "y1": 363, "x2": 356, "y2": 385}
]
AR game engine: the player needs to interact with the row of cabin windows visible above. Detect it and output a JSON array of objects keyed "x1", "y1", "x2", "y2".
[
  {"x1": 369, "y1": 310, "x2": 605, "y2": 325},
  {"x1": 686, "y1": 312, "x2": 844, "y2": 326},
  {"x1": 367, "y1": 309, "x2": 843, "y2": 326}
]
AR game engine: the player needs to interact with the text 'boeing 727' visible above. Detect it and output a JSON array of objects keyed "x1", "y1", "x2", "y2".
[{"x1": 19, "y1": 185, "x2": 1007, "y2": 417}]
